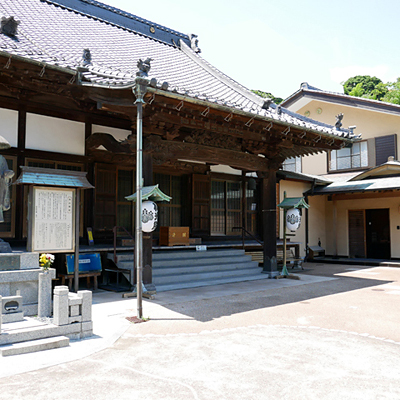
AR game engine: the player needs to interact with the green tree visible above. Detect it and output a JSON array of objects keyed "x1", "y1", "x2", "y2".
[
  {"x1": 342, "y1": 75, "x2": 384, "y2": 96},
  {"x1": 348, "y1": 82, "x2": 364, "y2": 97},
  {"x1": 252, "y1": 89, "x2": 283, "y2": 105},
  {"x1": 382, "y1": 78, "x2": 400, "y2": 105},
  {"x1": 369, "y1": 82, "x2": 389, "y2": 101}
]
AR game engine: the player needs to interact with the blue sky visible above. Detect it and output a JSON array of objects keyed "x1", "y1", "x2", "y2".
[{"x1": 101, "y1": 0, "x2": 400, "y2": 99}]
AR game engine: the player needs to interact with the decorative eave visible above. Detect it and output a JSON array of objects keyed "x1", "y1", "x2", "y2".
[
  {"x1": 277, "y1": 197, "x2": 310, "y2": 209},
  {"x1": 125, "y1": 184, "x2": 172, "y2": 202},
  {"x1": 14, "y1": 166, "x2": 94, "y2": 189}
]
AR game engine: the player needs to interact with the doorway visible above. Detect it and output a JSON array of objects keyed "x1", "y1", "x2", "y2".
[{"x1": 366, "y1": 208, "x2": 390, "y2": 259}]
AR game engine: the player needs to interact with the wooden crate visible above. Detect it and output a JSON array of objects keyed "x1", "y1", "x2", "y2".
[{"x1": 159, "y1": 226, "x2": 190, "y2": 246}]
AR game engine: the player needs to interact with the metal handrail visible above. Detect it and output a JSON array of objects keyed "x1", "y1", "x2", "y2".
[
  {"x1": 113, "y1": 226, "x2": 135, "y2": 264},
  {"x1": 232, "y1": 226, "x2": 263, "y2": 249}
]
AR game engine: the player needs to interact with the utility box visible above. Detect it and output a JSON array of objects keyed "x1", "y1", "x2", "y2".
[{"x1": 308, "y1": 245, "x2": 325, "y2": 260}]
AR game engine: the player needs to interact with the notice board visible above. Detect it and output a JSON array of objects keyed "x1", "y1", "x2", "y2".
[{"x1": 28, "y1": 186, "x2": 75, "y2": 252}]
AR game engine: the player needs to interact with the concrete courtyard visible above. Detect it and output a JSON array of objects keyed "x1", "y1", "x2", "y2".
[{"x1": 0, "y1": 262, "x2": 399, "y2": 399}]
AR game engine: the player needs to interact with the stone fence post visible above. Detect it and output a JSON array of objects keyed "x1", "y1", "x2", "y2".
[{"x1": 53, "y1": 286, "x2": 69, "y2": 326}]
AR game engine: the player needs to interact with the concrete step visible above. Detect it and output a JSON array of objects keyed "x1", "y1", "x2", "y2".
[
  {"x1": 152, "y1": 255, "x2": 253, "y2": 268},
  {"x1": 153, "y1": 260, "x2": 260, "y2": 277},
  {"x1": 108, "y1": 249, "x2": 247, "y2": 263},
  {"x1": 0, "y1": 336, "x2": 69, "y2": 357},
  {"x1": 155, "y1": 272, "x2": 270, "y2": 292},
  {"x1": 153, "y1": 264, "x2": 262, "y2": 285},
  {"x1": 153, "y1": 249, "x2": 246, "y2": 261}
]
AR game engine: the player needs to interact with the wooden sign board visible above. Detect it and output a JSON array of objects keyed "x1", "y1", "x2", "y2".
[{"x1": 28, "y1": 186, "x2": 75, "y2": 253}]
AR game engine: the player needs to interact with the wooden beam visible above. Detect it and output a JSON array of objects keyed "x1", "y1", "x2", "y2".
[{"x1": 143, "y1": 135, "x2": 270, "y2": 171}]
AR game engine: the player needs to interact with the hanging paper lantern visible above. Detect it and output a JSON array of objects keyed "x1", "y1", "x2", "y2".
[
  {"x1": 142, "y1": 201, "x2": 158, "y2": 232},
  {"x1": 286, "y1": 208, "x2": 301, "y2": 232}
]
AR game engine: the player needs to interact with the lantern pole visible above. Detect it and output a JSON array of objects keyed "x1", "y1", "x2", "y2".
[
  {"x1": 281, "y1": 191, "x2": 289, "y2": 276},
  {"x1": 133, "y1": 60, "x2": 150, "y2": 319},
  {"x1": 281, "y1": 207, "x2": 289, "y2": 276}
]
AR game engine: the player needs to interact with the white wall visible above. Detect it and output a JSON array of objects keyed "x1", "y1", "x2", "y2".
[
  {"x1": 91, "y1": 124, "x2": 131, "y2": 142},
  {"x1": 0, "y1": 108, "x2": 18, "y2": 148},
  {"x1": 302, "y1": 152, "x2": 328, "y2": 175},
  {"x1": 210, "y1": 165, "x2": 242, "y2": 175},
  {"x1": 26, "y1": 114, "x2": 85, "y2": 155}
]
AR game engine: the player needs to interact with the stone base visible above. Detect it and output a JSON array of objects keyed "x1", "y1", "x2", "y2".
[
  {"x1": 0, "y1": 242, "x2": 12, "y2": 254},
  {"x1": 0, "y1": 252, "x2": 39, "y2": 271},
  {"x1": 262, "y1": 270, "x2": 280, "y2": 279},
  {"x1": 0, "y1": 267, "x2": 55, "y2": 316},
  {"x1": 2, "y1": 311, "x2": 24, "y2": 323}
]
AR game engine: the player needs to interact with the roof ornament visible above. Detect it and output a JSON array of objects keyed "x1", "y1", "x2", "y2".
[
  {"x1": 136, "y1": 58, "x2": 152, "y2": 77},
  {"x1": 1, "y1": 16, "x2": 20, "y2": 37},
  {"x1": 189, "y1": 34, "x2": 201, "y2": 53},
  {"x1": 81, "y1": 48, "x2": 92, "y2": 66},
  {"x1": 348, "y1": 125, "x2": 356, "y2": 135},
  {"x1": 276, "y1": 105, "x2": 282, "y2": 115},
  {"x1": 262, "y1": 99, "x2": 273, "y2": 110},
  {"x1": 335, "y1": 113, "x2": 343, "y2": 130}
]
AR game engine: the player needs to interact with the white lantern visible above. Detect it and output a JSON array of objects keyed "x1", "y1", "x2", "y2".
[
  {"x1": 142, "y1": 201, "x2": 158, "y2": 232},
  {"x1": 286, "y1": 208, "x2": 301, "y2": 232}
]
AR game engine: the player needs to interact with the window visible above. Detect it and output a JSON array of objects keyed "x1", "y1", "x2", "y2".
[
  {"x1": 330, "y1": 142, "x2": 368, "y2": 171},
  {"x1": 375, "y1": 134, "x2": 397, "y2": 166},
  {"x1": 211, "y1": 179, "x2": 258, "y2": 236},
  {"x1": 245, "y1": 185, "x2": 258, "y2": 234},
  {"x1": 117, "y1": 169, "x2": 134, "y2": 233},
  {"x1": 282, "y1": 156, "x2": 301, "y2": 173},
  {"x1": 211, "y1": 180, "x2": 241, "y2": 235},
  {"x1": 154, "y1": 173, "x2": 185, "y2": 227}
]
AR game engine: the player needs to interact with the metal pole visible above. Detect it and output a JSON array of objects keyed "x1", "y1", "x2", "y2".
[
  {"x1": 135, "y1": 98, "x2": 143, "y2": 319},
  {"x1": 282, "y1": 208, "x2": 289, "y2": 276},
  {"x1": 74, "y1": 189, "x2": 80, "y2": 292}
]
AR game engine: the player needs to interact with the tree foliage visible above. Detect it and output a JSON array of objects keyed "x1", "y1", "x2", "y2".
[
  {"x1": 343, "y1": 75, "x2": 383, "y2": 96},
  {"x1": 382, "y1": 78, "x2": 400, "y2": 105},
  {"x1": 342, "y1": 75, "x2": 390, "y2": 101},
  {"x1": 252, "y1": 89, "x2": 283, "y2": 105}
]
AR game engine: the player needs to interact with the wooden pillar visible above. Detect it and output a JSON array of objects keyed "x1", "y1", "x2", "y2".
[
  {"x1": 261, "y1": 169, "x2": 279, "y2": 277},
  {"x1": 142, "y1": 152, "x2": 153, "y2": 285}
]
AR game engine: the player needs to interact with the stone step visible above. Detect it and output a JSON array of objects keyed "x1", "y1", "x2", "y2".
[
  {"x1": 0, "y1": 336, "x2": 70, "y2": 357},
  {"x1": 153, "y1": 264, "x2": 262, "y2": 285},
  {"x1": 155, "y1": 272, "x2": 270, "y2": 292},
  {"x1": 153, "y1": 260, "x2": 260, "y2": 277},
  {"x1": 108, "y1": 249, "x2": 246, "y2": 263},
  {"x1": 153, "y1": 249, "x2": 246, "y2": 261}
]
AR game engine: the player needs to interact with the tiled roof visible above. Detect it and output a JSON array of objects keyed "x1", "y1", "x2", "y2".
[
  {"x1": 277, "y1": 170, "x2": 333, "y2": 185},
  {"x1": 0, "y1": 0, "x2": 357, "y2": 140},
  {"x1": 282, "y1": 82, "x2": 400, "y2": 117},
  {"x1": 308, "y1": 176, "x2": 400, "y2": 195}
]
